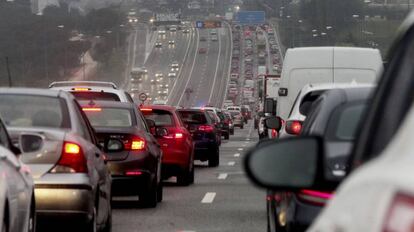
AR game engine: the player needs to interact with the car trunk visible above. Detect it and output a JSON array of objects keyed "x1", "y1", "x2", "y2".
[
  {"x1": 94, "y1": 127, "x2": 139, "y2": 161},
  {"x1": 8, "y1": 127, "x2": 66, "y2": 179}
]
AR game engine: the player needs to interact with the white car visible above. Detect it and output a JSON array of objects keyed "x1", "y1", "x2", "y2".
[
  {"x1": 0, "y1": 122, "x2": 35, "y2": 232},
  {"x1": 171, "y1": 62, "x2": 179, "y2": 72},
  {"x1": 155, "y1": 42, "x2": 162, "y2": 48},
  {"x1": 168, "y1": 40, "x2": 175, "y2": 45},
  {"x1": 155, "y1": 73, "x2": 164, "y2": 78},
  {"x1": 168, "y1": 72, "x2": 177, "y2": 78}
]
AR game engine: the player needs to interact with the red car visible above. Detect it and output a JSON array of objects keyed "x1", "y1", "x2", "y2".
[
  {"x1": 141, "y1": 105, "x2": 195, "y2": 186},
  {"x1": 198, "y1": 48, "x2": 207, "y2": 54}
]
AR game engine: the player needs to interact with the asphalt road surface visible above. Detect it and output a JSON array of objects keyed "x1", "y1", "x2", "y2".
[{"x1": 111, "y1": 121, "x2": 266, "y2": 232}]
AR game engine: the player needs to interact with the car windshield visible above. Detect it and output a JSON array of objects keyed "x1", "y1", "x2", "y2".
[
  {"x1": 0, "y1": 94, "x2": 70, "y2": 128},
  {"x1": 142, "y1": 109, "x2": 175, "y2": 126},
  {"x1": 84, "y1": 107, "x2": 133, "y2": 128}
]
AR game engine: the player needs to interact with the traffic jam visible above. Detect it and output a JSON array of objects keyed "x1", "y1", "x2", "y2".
[{"x1": 3, "y1": 0, "x2": 414, "y2": 232}]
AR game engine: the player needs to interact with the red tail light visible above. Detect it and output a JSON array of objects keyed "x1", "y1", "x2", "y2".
[
  {"x1": 50, "y1": 142, "x2": 88, "y2": 173},
  {"x1": 124, "y1": 137, "x2": 146, "y2": 150},
  {"x1": 162, "y1": 128, "x2": 185, "y2": 139},
  {"x1": 198, "y1": 125, "x2": 214, "y2": 132},
  {"x1": 174, "y1": 133, "x2": 184, "y2": 139},
  {"x1": 82, "y1": 107, "x2": 102, "y2": 112},
  {"x1": 296, "y1": 189, "x2": 333, "y2": 206},
  {"x1": 271, "y1": 129, "x2": 278, "y2": 138},
  {"x1": 285, "y1": 120, "x2": 303, "y2": 135}
]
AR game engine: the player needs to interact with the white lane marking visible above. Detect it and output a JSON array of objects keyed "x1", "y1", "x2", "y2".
[
  {"x1": 201, "y1": 192, "x2": 216, "y2": 203},
  {"x1": 208, "y1": 27, "x2": 222, "y2": 104},
  {"x1": 244, "y1": 141, "x2": 250, "y2": 144},
  {"x1": 242, "y1": 144, "x2": 246, "y2": 147},
  {"x1": 218, "y1": 173, "x2": 228, "y2": 179},
  {"x1": 234, "y1": 153, "x2": 240, "y2": 157},
  {"x1": 178, "y1": 231, "x2": 196, "y2": 232},
  {"x1": 177, "y1": 29, "x2": 200, "y2": 106},
  {"x1": 238, "y1": 148, "x2": 244, "y2": 151},
  {"x1": 246, "y1": 138, "x2": 250, "y2": 141},
  {"x1": 228, "y1": 161, "x2": 236, "y2": 166}
]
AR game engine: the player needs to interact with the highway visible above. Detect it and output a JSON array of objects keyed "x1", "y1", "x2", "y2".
[{"x1": 112, "y1": 122, "x2": 266, "y2": 232}]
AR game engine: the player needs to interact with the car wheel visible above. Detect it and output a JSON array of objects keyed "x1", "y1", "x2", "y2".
[
  {"x1": 208, "y1": 146, "x2": 219, "y2": 167},
  {"x1": 85, "y1": 207, "x2": 97, "y2": 232},
  {"x1": 241, "y1": 125, "x2": 244, "y2": 129},
  {"x1": 156, "y1": 181, "x2": 163, "y2": 203},
  {"x1": 224, "y1": 132, "x2": 230, "y2": 140},
  {"x1": 230, "y1": 129, "x2": 234, "y2": 135},
  {"x1": 177, "y1": 161, "x2": 194, "y2": 186},
  {"x1": 28, "y1": 196, "x2": 36, "y2": 232},
  {"x1": 140, "y1": 176, "x2": 158, "y2": 208}
]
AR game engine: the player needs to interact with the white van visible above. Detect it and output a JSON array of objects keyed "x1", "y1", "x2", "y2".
[{"x1": 276, "y1": 47, "x2": 383, "y2": 120}]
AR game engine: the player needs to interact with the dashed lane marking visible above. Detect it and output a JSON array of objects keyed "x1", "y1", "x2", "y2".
[
  {"x1": 201, "y1": 192, "x2": 216, "y2": 203},
  {"x1": 218, "y1": 173, "x2": 228, "y2": 179},
  {"x1": 238, "y1": 148, "x2": 244, "y2": 151},
  {"x1": 228, "y1": 161, "x2": 236, "y2": 166}
]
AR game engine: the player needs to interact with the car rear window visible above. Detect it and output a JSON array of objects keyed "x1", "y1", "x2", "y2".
[
  {"x1": 0, "y1": 95, "x2": 70, "y2": 128},
  {"x1": 71, "y1": 91, "x2": 120, "y2": 101},
  {"x1": 327, "y1": 103, "x2": 367, "y2": 141},
  {"x1": 84, "y1": 108, "x2": 133, "y2": 128},
  {"x1": 178, "y1": 111, "x2": 208, "y2": 124},
  {"x1": 142, "y1": 110, "x2": 175, "y2": 126}
]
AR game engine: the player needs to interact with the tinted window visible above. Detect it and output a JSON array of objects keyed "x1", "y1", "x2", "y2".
[
  {"x1": 73, "y1": 101, "x2": 92, "y2": 142},
  {"x1": 332, "y1": 104, "x2": 366, "y2": 141},
  {"x1": 142, "y1": 110, "x2": 175, "y2": 126},
  {"x1": 178, "y1": 111, "x2": 208, "y2": 124},
  {"x1": 71, "y1": 92, "x2": 120, "y2": 101},
  {"x1": 0, "y1": 95, "x2": 70, "y2": 129},
  {"x1": 84, "y1": 108, "x2": 133, "y2": 128}
]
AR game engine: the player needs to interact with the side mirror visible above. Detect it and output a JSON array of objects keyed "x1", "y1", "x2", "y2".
[
  {"x1": 244, "y1": 137, "x2": 323, "y2": 190},
  {"x1": 156, "y1": 127, "x2": 168, "y2": 137},
  {"x1": 19, "y1": 133, "x2": 44, "y2": 153},
  {"x1": 146, "y1": 119, "x2": 156, "y2": 128},
  {"x1": 264, "y1": 98, "x2": 276, "y2": 115},
  {"x1": 106, "y1": 139, "x2": 124, "y2": 152},
  {"x1": 264, "y1": 116, "x2": 282, "y2": 131}
]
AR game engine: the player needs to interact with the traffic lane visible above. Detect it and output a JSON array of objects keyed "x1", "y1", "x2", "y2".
[
  {"x1": 188, "y1": 29, "x2": 220, "y2": 107},
  {"x1": 134, "y1": 24, "x2": 149, "y2": 67},
  {"x1": 168, "y1": 28, "x2": 199, "y2": 106},
  {"x1": 111, "y1": 121, "x2": 266, "y2": 232},
  {"x1": 210, "y1": 25, "x2": 232, "y2": 108}
]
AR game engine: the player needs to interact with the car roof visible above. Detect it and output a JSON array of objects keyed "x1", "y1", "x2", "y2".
[
  {"x1": 0, "y1": 87, "x2": 71, "y2": 98},
  {"x1": 78, "y1": 100, "x2": 135, "y2": 109},
  {"x1": 49, "y1": 81, "x2": 118, "y2": 89}
]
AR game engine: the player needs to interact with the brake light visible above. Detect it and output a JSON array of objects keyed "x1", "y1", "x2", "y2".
[
  {"x1": 383, "y1": 192, "x2": 414, "y2": 232},
  {"x1": 72, "y1": 88, "x2": 90, "y2": 91},
  {"x1": 296, "y1": 189, "x2": 333, "y2": 206},
  {"x1": 124, "y1": 137, "x2": 145, "y2": 150},
  {"x1": 125, "y1": 171, "x2": 142, "y2": 176},
  {"x1": 198, "y1": 125, "x2": 214, "y2": 132},
  {"x1": 82, "y1": 107, "x2": 102, "y2": 112},
  {"x1": 175, "y1": 133, "x2": 183, "y2": 139},
  {"x1": 140, "y1": 108, "x2": 153, "y2": 112},
  {"x1": 285, "y1": 120, "x2": 303, "y2": 135},
  {"x1": 271, "y1": 129, "x2": 278, "y2": 138},
  {"x1": 50, "y1": 142, "x2": 88, "y2": 173}
]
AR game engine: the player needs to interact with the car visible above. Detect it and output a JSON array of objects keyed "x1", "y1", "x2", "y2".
[
  {"x1": 177, "y1": 109, "x2": 220, "y2": 167},
  {"x1": 49, "y1": 81, "x2": 118, "y2": 89},
  {"x1": 141, "y1": 106, "x2": 195, "y2": 185},
  {"x1": 169, "y1": 26, "x2": 177, "y2": 32},
  {"x1": 222, "y1": 111, "x2": 234, "y2": 135},
  {"x1": 168, "y1": 72, "x2": 177, "y2": 78},
  {"x1": 0, "y1": 88, "x2": 112, "y2": 231},
  {"x1": 211, "y1": 35, "x2": 218, "y2": 41},
  {"x1": 183, "y1": 28, "x2": 190, "y2": 33},
  {"x1": 199, "y1": 36, "x2": 207, "y2": 41},
  {"x1": 223, "y1": 99, "x2": 234, "y2": 107},
  {"x1": 155, "y1": 42, "x2": 162, "y2": 48},
  {"x1": 80, "y1": 101, "x2": 163, "y2": 207},
  {"x1": 171, "y1": 62, "x2": 179, "y2": 72},
  {"x1": 272, "y1": 64, "x2": 280, "y2": 72},
  {"x1": 230, "y1": 73, "x2": 239, "y2": 81},
  {"x1": 155, "y1": 73, "x2": 164, "y2": 78},
  {"x1": 159, "y1": 83, "x2": 169, "y2": 89},
  {"x1": 264, "y1": 87, "x2": 374, "y2": 232},
  {"x1": 150, "y1": 79, "x2": 156, "y2": 85},
  {"x1": 168, "y1": 40, "x2": 175, "y2": 45},
  {"x1": 198, "y1": 48, "x2": 207, "y2": 54},
  {"x1": 49, "y1": 81, "x2": 135, "y2": 102},
  {"x1": 0, "y1": 118, "x2": 35, "y2": 232},
  {"x1": 228, "y1": 111, "x2": 244, "y2": 129},
  {"x1": 191, "y1": 107, "x2": 230, "y2": 140}
]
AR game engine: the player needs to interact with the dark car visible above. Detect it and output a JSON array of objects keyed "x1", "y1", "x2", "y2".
[
  {"x1": 266, "y1": 87, "x2": 373, "y2": 232},
  {"x1": 177, "y1": 109, "x2": 220, "y2": 167},
  {"x1": 141, "y1": 105, "x2": 195, "y2": 186},
  {"x1": 80, "y1": 101, "x2": 163, "y2": 208}
]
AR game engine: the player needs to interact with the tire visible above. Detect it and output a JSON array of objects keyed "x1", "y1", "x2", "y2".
[
  {"x1": 28, "y1": 196, "x2": 36, "y2": 232},
  {"x1": 156, "y1": 181, "x2": 163, "y2": 202},
  {"x1": 140, "y1": 176, "x2": 158, "y2": 208},
  {"x1": 240, "y1": 125, "x2": 244, "y2": 129},
  {"x1": 208, "y1": 146, "x2": 219, "y2": 167},
  {"x1": 224, "y1": 132, "x2": 230, "y2": 140},
  {"x1": 177, "y1": 162, "x2": 194, "y2": 186},
  {"x1": 230, "y1": 129, "x2": 234, "y2": 135}
]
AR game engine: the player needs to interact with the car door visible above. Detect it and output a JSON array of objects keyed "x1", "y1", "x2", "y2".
[
  {"x1": 0, "y1": 121, "x2": 30, "y2": 232},
  {"x1": 351, "y1": 25, "x2": 414, "y2": 167}
]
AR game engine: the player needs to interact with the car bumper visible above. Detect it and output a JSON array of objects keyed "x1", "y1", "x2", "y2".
[
  {"x1": 193, "y1": 140, "x2": 217, "y2": 160},
  {"x1": 111, "y1": 173, "x2": 152, "y2": 196},
  {"x1": 288, "y1": 197, "x2": 322, "y2": 230}
]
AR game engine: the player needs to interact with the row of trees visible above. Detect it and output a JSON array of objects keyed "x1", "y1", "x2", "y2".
[{"x1": 0, "y1": 0, "x2": 128, "y2": 87}]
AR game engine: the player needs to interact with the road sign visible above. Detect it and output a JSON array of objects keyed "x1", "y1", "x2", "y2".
[
  {"x1": 139, "y1": 93, "x2": 148, "y2": 102},
  {"x1": 204, "y1": 20, "x2": 221, "y2": 28},
  {"x1": 195, "y1": 21, "x2": 204, "y2": 28},
  {"x1": 235, "y1": 11, "x2": 265, "y2": 25}
]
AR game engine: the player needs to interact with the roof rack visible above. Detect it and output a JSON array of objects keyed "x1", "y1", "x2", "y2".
[{"x1": 49, "y1": 81, "x2": 118, "y2": 89}]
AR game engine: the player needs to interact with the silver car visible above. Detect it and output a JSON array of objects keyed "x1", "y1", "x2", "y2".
[
  {"x1": 0, "y1": 88, "x2": 112, "y2": 232},
  {"x1": 0, "y1": 118, "x2": 36, "y2": 232}
]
